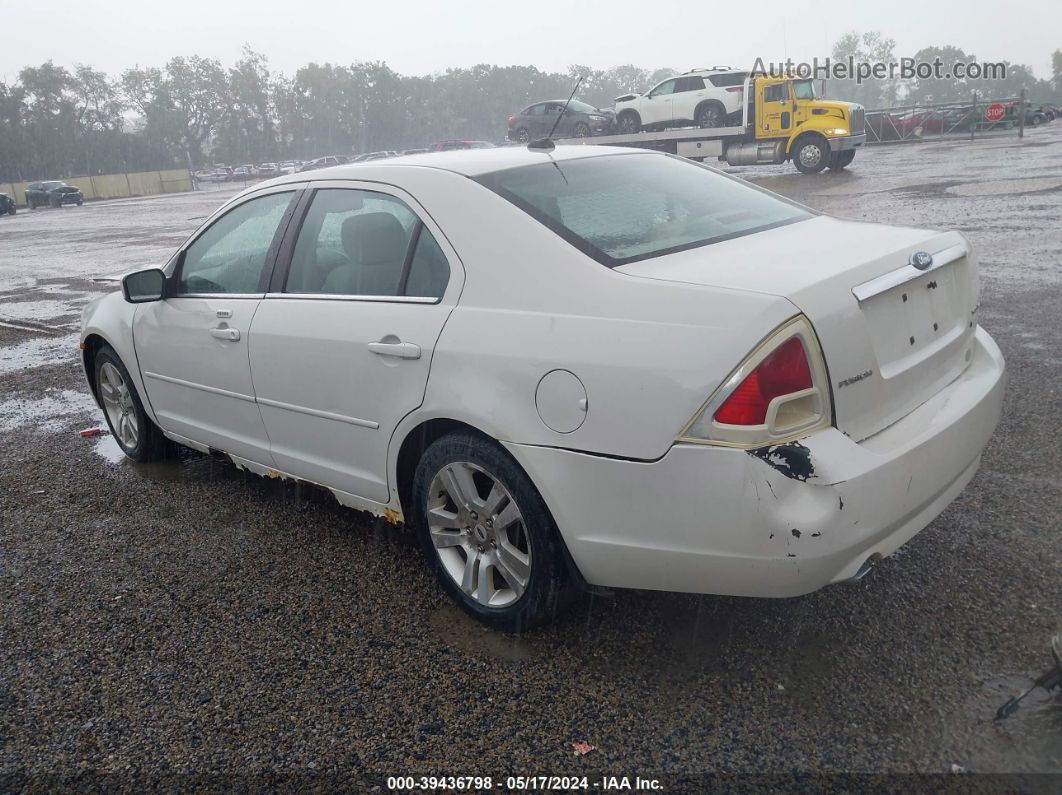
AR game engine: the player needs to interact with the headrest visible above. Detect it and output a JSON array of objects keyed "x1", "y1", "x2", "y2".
[{"x1": 341, "y1": 212, "x2": 408, "y2": 267}]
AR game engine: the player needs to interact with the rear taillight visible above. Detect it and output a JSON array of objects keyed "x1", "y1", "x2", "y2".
[
  {"x1": 508, "y1": 116, "x2": 517, "y2": 125},
  {"x1": 679, "y1": 316, "x2": 832, "y2": 447}
]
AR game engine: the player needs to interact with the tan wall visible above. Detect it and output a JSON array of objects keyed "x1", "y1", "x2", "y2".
[{"x1": 4, "y1": 168, "x2": 193, "y2": 206}]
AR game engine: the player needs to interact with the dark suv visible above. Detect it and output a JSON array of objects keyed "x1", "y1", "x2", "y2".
[
  {"x1": 0, "y1": 192, "x2": 15, "y2": 216},
  {"x1": 26, "y1": 181, "x2": 83, "y2": 209}
]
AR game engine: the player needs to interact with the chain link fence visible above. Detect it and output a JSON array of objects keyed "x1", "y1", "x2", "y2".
[{"x1": 863, "y1": 91, "x2": 1054, "y2": 144}]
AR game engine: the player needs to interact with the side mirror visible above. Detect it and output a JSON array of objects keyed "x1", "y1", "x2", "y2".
[{"x1": 122, "y1": 268, "x2": 166, "y2": 303}]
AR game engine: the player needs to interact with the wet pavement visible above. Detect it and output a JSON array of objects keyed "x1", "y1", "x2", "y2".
[{"x1": 1, "y1": 127, "x2": 1060, "y2": 785}]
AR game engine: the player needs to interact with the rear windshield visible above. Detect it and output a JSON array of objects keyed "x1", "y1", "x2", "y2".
[{"x1": 475, "y1": 153, "x2": 811, "y2": 266}]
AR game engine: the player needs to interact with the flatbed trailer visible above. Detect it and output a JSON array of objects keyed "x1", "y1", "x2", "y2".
[{"x1": 556, "y1": 75, "x2": 867, "y2": 174}]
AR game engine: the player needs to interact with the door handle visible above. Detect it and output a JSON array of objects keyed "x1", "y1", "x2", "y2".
[
  {"x1": 368, "y1": 340, "x2": 421, "y2": 359},
  {"x1": 211, "y1": 327, "x2": 240, "y2": 341}
]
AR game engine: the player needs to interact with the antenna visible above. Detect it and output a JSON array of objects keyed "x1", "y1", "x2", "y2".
[{"x1": 529, "y1": 74, "x2": 584, "y2": 150}]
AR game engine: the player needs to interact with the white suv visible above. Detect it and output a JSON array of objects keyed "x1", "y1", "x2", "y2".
[{"x1": 613, "y1": 68, "x2": 748, "y2": 133}]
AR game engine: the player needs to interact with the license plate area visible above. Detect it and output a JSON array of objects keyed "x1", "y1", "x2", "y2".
[{"x1": 861, "y1": 260, "x2": 966, "y2": 378}]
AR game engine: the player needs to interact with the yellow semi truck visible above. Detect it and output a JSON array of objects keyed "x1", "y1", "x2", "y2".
[{"x1": 558, "y1": 75, "x2": 866, "y2": 174}]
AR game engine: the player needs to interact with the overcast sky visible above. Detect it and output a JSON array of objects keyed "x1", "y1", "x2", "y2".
[{"x1": 2, "y1": 0, "x2": 1059, "y2": 84}]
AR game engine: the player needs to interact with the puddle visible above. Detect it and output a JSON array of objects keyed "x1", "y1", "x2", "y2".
[
  {"x1": 92, "y1": 432, "x2": 126, "y2": 464},
  {"x1": 0, "y1": 388, "x2": 100, "y2": 432},
  {"x1": 0, "y1": 299, "x2": 83, "y2": 323},
  {"x1": 946, "y1": 177, "x2": 1062, "y2": 197},
  {"x1": 86, "y1": 435, "x2": 216, "y2": 481},
  {"x1": 0, "y1": 333, "x2": 80, "y2": 374},
  {"x1": 427, "y1": 602, "x2": 542, "y2": 662}
]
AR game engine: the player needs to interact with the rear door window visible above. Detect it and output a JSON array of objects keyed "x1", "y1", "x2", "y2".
[{"x1": 284, "y1": 188, "x2": 449, "y2": 299}]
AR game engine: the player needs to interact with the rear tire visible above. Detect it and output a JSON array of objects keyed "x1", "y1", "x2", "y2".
[
  {"x1": 696, "y1": 101, "x2": 726, "y2": 128},
  {"x1": 792, "y1": 134, "x2": 830, "y2": 174},
  {"x1": 516, "y1": 127, "x2": 529, "y2": 143},
  {"x1": 94, "y1": 344, "x2": 170, "y2": 462},
  {"x1": 411, "y1": 432, "x2": 575, "y2": 632}
]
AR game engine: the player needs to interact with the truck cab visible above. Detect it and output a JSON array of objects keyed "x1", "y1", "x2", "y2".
[{"x1": 750, "y1": 76, "x2": 866, "y2": 172}]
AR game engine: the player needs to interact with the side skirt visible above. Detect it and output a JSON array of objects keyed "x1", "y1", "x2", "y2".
[{"x1": 162, "y1": 430, "x2": 405, "y2": 525}]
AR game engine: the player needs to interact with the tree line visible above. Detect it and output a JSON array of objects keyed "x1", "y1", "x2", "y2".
[{"x1": 1, "y1": 36, "x2": 1059, "y2": 182}]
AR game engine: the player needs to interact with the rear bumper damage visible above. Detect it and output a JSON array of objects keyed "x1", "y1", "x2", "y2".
[{"x1": 505, "y1": 326, "x2": 1005, "y2": 597}]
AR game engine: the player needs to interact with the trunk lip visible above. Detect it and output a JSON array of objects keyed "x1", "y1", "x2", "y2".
[{"x1": 852, "y1": 242, "x2": 967, "y2": 302}]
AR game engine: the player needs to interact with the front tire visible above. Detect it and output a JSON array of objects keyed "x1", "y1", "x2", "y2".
[
  {"x1": 792, "y1": 134, "x2": 830, "y2": 174},
  {"x1": 94, "y1": 345, "x2": 169, "y2": 462},
  {"x1": 411, "y1": 432, "x2": 575, "y2": 632},
  {"x1": 617, "y1": 111, "x2": 641, "y2": 134},
  {"x1": 573, "y1": 122, "x2": 590, "y2": 138},
  {"x1": 828, "y1": 149, "x2": 856, "y2": 171}
]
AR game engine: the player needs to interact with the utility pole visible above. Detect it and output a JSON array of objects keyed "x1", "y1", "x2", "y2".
[{"x1": 1018, "y1": 88, "x2": 1026, "y2": 139}]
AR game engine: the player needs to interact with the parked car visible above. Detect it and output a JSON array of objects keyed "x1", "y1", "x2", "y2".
[
  {"x1": 25, "y1": 180, "x2": 83, "y2": 208},
  {"x1": 0, "y1": 192, "x2": 15, "y2": 215},
  {"x1": 299, "y1": 156, "x2": 343, "y2": 172},
  {"x1": 917, "y1": 106, "x2": 976, "y2": 134},
  {"x1": 278, "y1": 161, "x2": 298, "y2": 175},
  {"x1": 210, "y1": 166, "x2": 235, "y2": 182},
  {"x1": 232, "y1": 165, "x2": 256, "y2": 179},
  {"x1": 81, "y1": 145, "x2": 1004, "y2": 630},
  {"x1": 428, "y1": 140, "x2": 494, "y2": 151},
  {"x1": 507, "y1": 99, "x2": 614, "y2": 143},
  {"x1": 614, "y1": 68, "x2": 748, "y2": 133},
  {"x1": 1022, "y1": 103, "x2": 1048, "y2": 126},
  {"x1": 399, "y1": 148, "x2": 429, "y2": 156},
  {"x1": 357, "y1": 151, "x2": 398, "y2": 162}
]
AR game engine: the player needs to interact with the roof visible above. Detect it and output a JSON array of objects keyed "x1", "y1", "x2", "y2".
[{"x1": 267, "y1": 144, "x2": 647, "y2": 181}]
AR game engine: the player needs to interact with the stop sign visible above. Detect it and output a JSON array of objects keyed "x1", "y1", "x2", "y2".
[{"x1": 984, "y1": 103, "x2": 1006, "y2": 122}]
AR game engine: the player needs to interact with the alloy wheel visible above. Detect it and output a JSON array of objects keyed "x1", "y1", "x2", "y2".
[
  {"x1": 426, "y1": 461, "x2": 532, "y2": 608},
  {"x1": 99, "y1": 361, "x2": 139, "y2": 449},
  {"x1": 698, "y1": 105, "x2": 721, "y2": 128},
  {"x1": 799, "y1": 143, "x2": 823, "y2": 168}
]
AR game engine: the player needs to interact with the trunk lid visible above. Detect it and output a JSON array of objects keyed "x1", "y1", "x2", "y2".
[{"x1": 616, "y1": 216, "x2": 979, "y2": 442}]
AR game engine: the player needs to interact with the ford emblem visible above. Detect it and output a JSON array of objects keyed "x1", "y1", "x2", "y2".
[{"x1": 910, "y1": 251, "x2": 933, "y2": 270}]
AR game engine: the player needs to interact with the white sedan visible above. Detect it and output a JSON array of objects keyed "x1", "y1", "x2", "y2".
[{"x1": 81, "y1": 145, "x2": 1005, "y2": 630}]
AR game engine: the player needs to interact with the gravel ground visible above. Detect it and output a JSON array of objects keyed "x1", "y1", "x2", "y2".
[{"x1": 1, "y1": 127, "x2": 1060, "y2": 789}]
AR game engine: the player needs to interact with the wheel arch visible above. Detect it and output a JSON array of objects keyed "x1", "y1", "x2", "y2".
[
  {"x1": 694, "y1": 98, "x2": 726, "y2": 119},
  {"x1": 80, "y1": 294, "x2": 160, "y2": 426},
  {"x1": 391, "y1": 415, "x2": 595, "y2": 592},
  {"x1": 787, "y1": 130, "x2": 829, "y2": 156},
  {"x1": 81, "y1": 332, "x2": 108, "y2": 408}
]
